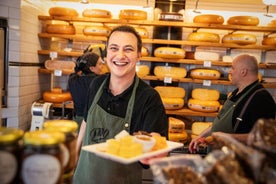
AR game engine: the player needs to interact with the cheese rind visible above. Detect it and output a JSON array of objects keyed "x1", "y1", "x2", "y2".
[
  {"x1": 222, "y1": 34, "x2": 257, "y2": 45},
  {"x1": 46, "y1": 24, "x2": 76, "y2": 34},
  {"x1": 119, "y1": 9, "x2": 147, "y2": 20},
  {"x1": 192, "y1": 88, "x2": 220, "y2": 101},
  {"x1": 154, "y1": 47, "x2": 185, "y2": 59},
  {"x1": 190, "y1": 68, "x2": 221, "y2": 80},
  {"x1": 193, "y1": 14, "x2": 224, "y2": 24},
  {"x1": 188, "y1": 98, "x2": 220, "y2": 112},
  {"x1": 48, "y1": 7, "x2": 78, "y2": 17},
  {"x1": 194, "y1": 51, "x2": 220, "y2": 61},
  {"x1": 136, "y1": 65, "x2": 150, "y2": 77},
  {"x1": 155, "y1": 86, "x2": 185, "y2": 98},
  {"x1": 83, "y1": 26, "x2": 111, "y2": 36},
  {"x1": 169, "y1": 117, "x2": 185, "y2": 133},
  {"x1": 191, "y1": 122, "x2": 212, "y2": 135},
  {"x1": 187, "y1": 32, "x2": 220, "y2": 43},
  {"x1": 161, "y1": 97, "x2": 184, "y2": 110},
  {"x1": 262, "y1": 37, "x2": 276, "y2": 46},
  {"x1": 154, "y1": 66, "x2": 187, "y2": 78},
  {"x1": 82, "y1": 9, "x2": 111, "y2": 18},
  {"x1": 227, "y1": 16, "x2": 259, "y2": 26}
]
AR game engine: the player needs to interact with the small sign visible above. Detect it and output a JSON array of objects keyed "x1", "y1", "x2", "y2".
[
  {"x1": 203, "y1": 80, "x2": 211, "y2": 86},
  {"x1": 50, "y1": 51, "x2": 58, "y2": 60},
  {"x1": 203, "y1": 60, "x2": 212, "y2": 67},
  {"x1": 164, "y1": 77, "x2": 172, "y2": 84},
  {"x1": 54, "y1": 70, "x2": 62, "y2": 76}
]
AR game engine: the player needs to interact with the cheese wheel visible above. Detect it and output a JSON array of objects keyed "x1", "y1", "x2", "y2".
[
  {"x1": 188, "y1": 98, "x2": 220, "y2": 112},
  {"x1": 262, "y1": 37, "x2": 276, "y2": 46},
  {"x1": 267, "y1": 20, "x2": 276, "y2": 27},
  {"x1": 82, "y1": 9, "x2": 111, "y2": 18},
  {"x1": 48, "y1": 7, "x2": 78, "y2": 17},
  {"x1": 119, "y1": 9, "x2": 147, "y2": 20},
  {"x1": 191, "y1": 122, "x2": 213, "y2": 135},
  {"x1": 83, "y1": 26, "x2": 111, "y2": 36},
  {"x1": 141, "y1": 46, "x2": 149, "y2": 57},
  {"x1": 135, "y1": 27, "x2": 148, "y2": 39},
  {"x1": 46, "y1": 24, "x2": 76, "y2": 34},
  {"x1": 194, "y1": 51, "x2": 220, "y2": 61},
  {"x1": 227, "y1": 16, "x2": 259, "y2": 26},
  {"x1": 193, "y1": 14, "x2": 224, "y2": 24},
  {"x1": 154, "y1": 86, "x2": 185, "y2": 98},
  {"x1": 136, "y1": 65, "x2": 149, "y2": 77},
  {"x1": 154, "y1": 66, "x2": 187, "y2": 78},
  {"x1": 154, "y1": 47, "x2": 185, "y2": 59},
  {"x1": 43, "y1": 88, "x2": 72, "y2": 103},
  {"x1": 168, "y1": 131, "x2": 188, "y2": 143},
  {"x1": 45, "y1": 60, "x2": 76, "y2": 73},
  {"x1": 222, "y1": 34, "x2": 257, "y2": 45},
  {"x1": 190, "y1": 68, "x2": 221, "y2": 80},
  {"x1": 169, "y1": 117, "x2": 185, "y2": 133},
  {"x1": 161, "y1": 97, "x2": 184, "y2": 110},
  {"x1": 187, "y1": 32, "x2": 220, "y2": 43},
  {"x1": 192, "y1": 88, "x2": 220, "y2": 101}
]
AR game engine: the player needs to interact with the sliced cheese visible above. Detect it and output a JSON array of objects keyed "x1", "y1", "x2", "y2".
[
  {"x1": 227, "y1": 16, "x2": 259, "y2": 26},
  {"x1": 191, "y1": 122, "x2": 213, "y2": 135},
  {"x1": 161, "y1": 97, "x2": 184, "y2": 110},
  {"x1": 154, "y1": 47, "x2": 185, "y2": 59},
  {"x1": 190, "y1": 68, "x2": 221, "y2": 80},
  {"x1": 169, "y1": 117, "x2": 185, "y2": 133},
  {"x1": 187, "y1": 32, "x2": 220, "y2": 43},
  {"x1": 136, "y1": 65, "x2": 149, "y2": 77},
  {"x1": 119, "y1": 9, "x2": 147, "y2": 20},
  {"x1": 155, "y1": 86, "x2": 185, "y2": 98},
  {"x1": 193, "y1": 14, "x2": 224, "y2": 24},
  {"x1": 188, "y1": 98, "x2": 220, "y2": 112},
  {"x1": 83, "y1": 26, "x2": 111, "y2": 36},
  {"x1": 192, "y1": 88, "x2": 220, "y2": 101},
  {"x1": 222, "y1": 34, "x2": 257, "y2": 45},
  {"x1": 154, "y1": 66, "x2": 187, "y2": 78},
  {"x1": 194, "y1": 51, "x2": 220, "y2": 61}
]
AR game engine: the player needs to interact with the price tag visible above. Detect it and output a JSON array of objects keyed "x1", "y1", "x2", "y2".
[
  {"x1": 54, "y1": 70, "x2": 62, "y2": 76},
  {"x1": 203, "y1": 80, "x2": 211, "y2": 86},
  {"x1": 164, "y1": 77, "x2": 172, "y2": 84},
  {"x1": 50, "y1": 51, "x2": 58, "y2": 60},
  {"x1": 203, "y1": 60, "x2": 212, "y2": 67}
]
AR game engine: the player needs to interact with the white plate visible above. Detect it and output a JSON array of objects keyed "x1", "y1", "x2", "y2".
[{"x1": 82, "y1": 140, "x2": 183, "y2": 164}]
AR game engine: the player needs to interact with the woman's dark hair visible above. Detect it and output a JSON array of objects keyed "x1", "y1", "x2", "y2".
[
  {"x1": 106, "y1": 25, "x2": 142, "y2": 53},
  {"x1": 75, "y1": 52, "x2": 100, "y2": 74}
]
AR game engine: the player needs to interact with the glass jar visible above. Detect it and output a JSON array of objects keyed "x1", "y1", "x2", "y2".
[
  {"x1": 0, "y1": 127, "x2": 24, "y2": 184},
  {"x1": 21, "y1": 130, "x2": 65, "y2": 184}
]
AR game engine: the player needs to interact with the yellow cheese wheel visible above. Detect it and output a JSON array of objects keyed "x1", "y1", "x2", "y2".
[
  {"x1": 267, "y1": 20, "x2": 276, "y2": 27},
  {"x1": 154, "y1": 66, "x2": 187, "y2": 78},
  {"x1": 169, "y1": 117, "x2": 185, "y2": 133},
  {"x1": 192, "y1": 88, "x2": 220, "y2": 101},
  {"x1": 191, "y1": 122, "x2": 212, "y2": 135},
  {"x1": 48, "y1": 7, "x2": 78, "y2": 17},
  {"x1": 83, "y1": 26, "x2": 111, "y2": 36},
  {"x1": 119, "y1": 9, "x2": 147, "y2": 20},
  {"x1": 161, "y1": 97, "x2": 184, "y2": 110},
  {"x1": 154, "y1": 47, "x2": 185, "y2": 59},
  {"x1": 136, "y1": 65, "x2": 149, "y2": 77},
  {"x1": 46, "y1": 24, "x2": 76, "y2": 34},
  {"x1": 141, "y1": 46, "x2": 149, "y2": 57},
  {"x1": 168, "y1": 131, "x2": 188, "y2": 143},
  {"x1": 262, "y1": 37, "x2": 276, "y2": 46},
  {"x1": 44, "y1": 60, "x2": 76, "y2": 73},
  {"x1": 188, "y1": 98, "x2": 220, "y2": 113},
  {"x1": 187, "y1": 32, "x2": 220, "y2": 43},
  {"x1": 227, "y1": 16, "x2": 259, "y2": 26},
  {"x1": 43, "y1": 88, "x2": 72, "y2": 103},
  {"x1": 135, "y1": 27, "x2": 148, "y2": 39},
  {"x1": 82, "y1": 9, "x2": 111, "y2": 18},
  {"x1": 154, "y1": 86, "x2": 185, "y2": 98},
  {"x1": 222, "y1": 34, "x2": 257, "y2": 45},
  {"x1": 193, "y1": 14, "x2": 224, "y2": 24},
  {"x1": 190, "y1": 68, "x2": 221, "y2": 80}
]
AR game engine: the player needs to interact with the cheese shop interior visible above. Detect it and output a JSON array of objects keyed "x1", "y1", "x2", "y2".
[{"x1": 0, "y1": 0, "x2": 275, "y2": 133}]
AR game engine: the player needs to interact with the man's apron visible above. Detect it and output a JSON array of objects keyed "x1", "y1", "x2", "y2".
[{"x1": 73, "y1": 76, "x2": 142, "y2": 184}]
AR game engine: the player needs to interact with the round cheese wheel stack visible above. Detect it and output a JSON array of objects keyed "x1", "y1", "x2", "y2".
[
  {"x1": 161, "y1": 97, "x2": 184, "y2": 110},
  {"x1": 154, "y1": 66, "x2": 187, "y2": 78},
  {"x1": 154, "y1": 86, "x2": 185, "y2": 98},
  {"x1": 222, "y1": 34, "x2": 257, "y2": 45},
  {"x1": 168, "y1": 117, "x2": 185, "y2": 133},
  {"x1": 187, "y1": 32, "x2": 220, "y2": 43},
  {"x1": 83, "y1": 26, "x2": 111, "y2": 36},
  {"x1": 43, "y1": 87, "x2": 72, "y2": 103},
  {"x1": 188, "y1": 98, "x2": 220, "y2": 113},
  {"x1": 194, "y1": 51, "x2": 220, "y2": 61},
  {"x1": 46, "y1": 24, "x2": 76, "y2": 34},
  {"x1": 44, "y1": 60, "x2": 76, "y2": 73},
  {"x1": 154, "y1": 47, "x2": 185, "y2": 59},
  {"x1": 192, "y1": 88, "x2": 220, "y2": 101},
  {"x1": 48, "y1": 7, "x2": 78, "y2": 17},
  {"x1": 135, "y1": 27, "x2": 148, "y2": 39},
  {"x1": 119, "y1": 9, "x2": 147, "y2": 20},
  {"x1": 227, "y1": 16, "x2": 259, "y2": 26},
  {"x1": 193, "y1": 14, "x2": 224, "y2": 24},
  {"x1": 191, "y1": 122, "x2": 212, "y2": 139},
  {"x1": 82, "y1": 9, "x2": 111, "y2": 18},
  {"x1": 190, "y1": 68, "x2": 221, "y2": 80},
  {"x1": 141, "y1": 46, "x2": 149, "y2": 57},
  {"x1": 169, "y1": 131, "x2": 188, "y2": 143},
  {"x1": 136, "y1": 65, "x2": 149, "y2": 77},
  {"x1": 262, "y1": 36, "x2": 276, "y2": 46}
]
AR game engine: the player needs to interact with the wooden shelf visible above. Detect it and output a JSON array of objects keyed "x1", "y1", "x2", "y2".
[
  {"x1": 166, "y1": 108, "x2": 218, "y2": 117},
  {"x1": 38, "y1": 68, "x2": 74, "y2": 75}
]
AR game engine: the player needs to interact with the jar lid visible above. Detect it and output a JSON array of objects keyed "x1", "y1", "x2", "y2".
[
  {"x1": 43, "y1": 120, "x2": 78, "y2": 133},
  {"x1": 23, "y1": 130, "x2": 65, "y2": 146},
  {"x1": 0, "y1": 127, "x2": 24, "y2": 144}
]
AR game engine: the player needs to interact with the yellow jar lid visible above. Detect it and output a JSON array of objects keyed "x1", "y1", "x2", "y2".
[
  {"x1": 0, "y1": 127, "x2": 24, "y2": 144},
  {"x1": 43, "y1": 120, "x2": 78, "y2": 133},
  {"x1": 23, "y1": 130, "x2": 65, "y2": 146}
]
